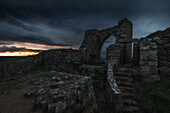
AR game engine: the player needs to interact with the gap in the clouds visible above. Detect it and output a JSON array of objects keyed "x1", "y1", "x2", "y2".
[
  {"x1": 0, "y1": 41, "x2": 79, "y2": 56},
  {"x1": 101, "y1": 35, "x2": 116, "y2": 58}
]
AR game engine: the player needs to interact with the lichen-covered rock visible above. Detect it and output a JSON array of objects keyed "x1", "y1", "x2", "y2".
[{"x1": 24, "y1": 72, "x2": 97, "y2": 113}]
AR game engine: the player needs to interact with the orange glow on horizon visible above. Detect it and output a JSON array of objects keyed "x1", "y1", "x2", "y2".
[
  {"x1": 0, "y1": 51, "x2": 39, "y2": 56},
  {"x1": 0, "y1": 41, "x2": 79, "y2": 56},
  {"x1": 10, "y1": 42, "x2": 79, "y2": 50}
]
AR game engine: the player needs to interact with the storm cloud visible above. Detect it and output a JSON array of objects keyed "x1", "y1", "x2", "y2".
[
  {"x1": 0, "y1": 0, "x2": 170, "y2": 52},
  {"x1": 0, "y1": 46, "x2": 40, "y2": 52}
]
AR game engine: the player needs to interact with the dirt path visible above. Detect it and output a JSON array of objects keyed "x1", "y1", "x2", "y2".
[{"x1": 0, "y1": 83, "x2": 41, "y2": 113}]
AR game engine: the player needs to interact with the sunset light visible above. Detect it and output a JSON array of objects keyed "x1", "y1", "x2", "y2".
[
  {"x1": 0, "y1": 51, "x2": 39, "y2": 56},
  {"x1": 0, "y1": 41, "x2": 79, "y2": 57}
]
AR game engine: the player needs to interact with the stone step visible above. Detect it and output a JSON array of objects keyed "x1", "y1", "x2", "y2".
[
  {"x1": 118, "y1": 68, "x2": 129, "y2": 72},
  {"x1": 115, "y1": 76, "x2": 133, "y2": 82},
  {"x1": 121, "y1": 92, "x2": 135, "y2": 98},
  {"x1": 123, "y1": 106, "x2": 139, "y2": 113},
  {"x1": 114, "y1": 72, "x2": 132, "y2": 77},
  {"x1": 117, "y1": 81, "x2": 134, "y2": 87},
  {"x1": 119, "y1": 86, "x2": 135, "y2": 92},
  {"x1": 118, "y1": 68, "x2": 139, "y2": 75},
  {"x1": 94, "y1": 90, "x2": 104, "y2": 94},
  {"x1": 123, "y1": 99, "x2": 137, "y2": 105},
  {"x1": 93, "y1": 84, "x2": 105, "y2": 88}
]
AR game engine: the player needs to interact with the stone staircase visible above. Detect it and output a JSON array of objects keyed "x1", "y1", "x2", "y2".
[{"x1": 114, "y1": 68, "x2": 139, "y2": 113}]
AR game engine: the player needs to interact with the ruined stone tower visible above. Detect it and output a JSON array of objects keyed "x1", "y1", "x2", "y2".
[{"x1": 80, "y1": 18, "x2": 133, "y2": 65}]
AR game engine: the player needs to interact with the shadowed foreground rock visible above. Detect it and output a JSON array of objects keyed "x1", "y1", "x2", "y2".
[{"x1": 23, "y1": 71, "x2": 97, "y2": 113}]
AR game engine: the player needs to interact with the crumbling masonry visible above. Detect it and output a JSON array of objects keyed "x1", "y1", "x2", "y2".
[
  {"x1": 133, "y1": 28, "x2": 170, "y2": 82},
  {"x1": 0, "y1": 18, "x2": 170, "y2": 113},
  {"x1": 80, "y1": 18, "x2": 133, "y2": 65},
  {"x1": 0, "y1": 18, "x2": 170, "y2": 83}
]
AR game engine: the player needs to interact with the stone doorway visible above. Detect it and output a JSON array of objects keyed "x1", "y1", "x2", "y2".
[{"x1": 101, "y1": 35, "x2": 116, "y2": 58}]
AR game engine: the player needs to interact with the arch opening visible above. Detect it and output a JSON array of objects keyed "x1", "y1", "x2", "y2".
[{"x1": 100, "y1": 35, "x2": 116, "y2": 58}]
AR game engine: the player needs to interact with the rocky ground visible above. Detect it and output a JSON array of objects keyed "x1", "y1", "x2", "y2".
[
  {"x1": 0, "y1": 70, "x2": 97, "y2": 113},
  {"x1": 1, "y1": 67, "x2": 169, "y2": 113},
  {"x1": 0, "y1": 83, "x2": 41, "y2": 113}
]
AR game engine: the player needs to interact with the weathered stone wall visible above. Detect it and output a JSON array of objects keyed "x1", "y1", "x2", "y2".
[
  {"x1": 139, "y1": 27, "x2": 170, "y2": 82},
  {"x1": 106, "y1": 43, "x2": 121, "y2": 66},
  {"x1": 1, "y1": 55, "x2": 43, "y2": 75},
  {"x1": 80, "y1": 18, "x2": 132, "y2": 65},
  {"x1": 150, "y1": 28, "x2": 170, "y2": 76},
  {"x1": 78, "y1": 65, "x2": 106, "y2": 92},
  {"x1": 78, "y1": 64, "x2": 108, "y2": 111},
  {"x1": 139, "y1": 38, "x2": 160, "y2": 82},
  {"x1": 116, "y1": 19, "x2": 133, "y2": 64},
  {"x1": 133, "y1": 38, "x2": 140, "y2": 65},
  {"x1": 158, "y1": 43, "x2": 170, "y2": 67},
  {"x1": 158, "y1": 41, "x2": 170, "y2": 75},
  {"x1": 0, "y1": 49, "x2": 82, "y2": 76},
  {"x1": 42, "y1": 49, "x2": 82, "y2": 72},
  {"x1": 79, "y1": 29, "x2": 101, "y2": 64},
  {"x1": 125, "y1": 42, "x2": 132, "y2": 64}
]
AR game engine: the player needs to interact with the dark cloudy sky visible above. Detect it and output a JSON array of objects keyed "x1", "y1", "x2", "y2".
[{"x1": 0, "y1": 0, "x2": 170, "y2": 53}]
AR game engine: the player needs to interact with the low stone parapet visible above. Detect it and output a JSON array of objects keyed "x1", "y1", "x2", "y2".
[{"x1": 106, "y1": 63, "x2": 122, "y2": 112}]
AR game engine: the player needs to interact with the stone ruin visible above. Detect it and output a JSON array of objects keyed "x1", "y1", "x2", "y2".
[
  {"x1": 0, "y1": 18, "x2": 170, "y2": 82},
  {"x1": 80, "y1": 18, "x2": 169, "y2": 83},
  {"x1": 80, "y1": 18, "x2": 132, "y2": 65},
  {"x1": 133, "y1": 28, "x2": 170, "y2": 82},
  {"x1": 0, "y1": 18, "x2": 170, "y2": 113}
]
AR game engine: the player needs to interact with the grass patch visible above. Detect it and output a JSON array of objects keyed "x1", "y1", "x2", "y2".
[
  {"x1": 134, "y1": 74, "x2": 170, "y2": 113},
  {"x1": 0, "y1": 69, "x2": 59, "y2": 91}
]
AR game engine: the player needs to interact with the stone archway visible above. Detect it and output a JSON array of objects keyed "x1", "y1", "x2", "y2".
[
  {"x1": 100, "y1": 35, "x2": 116, "y2": 58},
  {"x1": 80, "y1": 18, "x2": 133, "y2": 65}
]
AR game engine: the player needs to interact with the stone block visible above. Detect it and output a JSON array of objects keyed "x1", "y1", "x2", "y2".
[
  {"x1": 159, "y1": 56, "x2": 167, "y2": 61},
  {"x1": 143, "y1": 74, "x2": 160, "y2": 83},
  {"x1": 146, "y1": 38, "x2": 152, "y2": 42},
  {"x1": 153, "y1": 36, "x2": 160, "y2": 40},
  {"x1": 149, "y1": 61, "x2": 158, "y2": 66},
  {"x1": 140, "y1": 66, "x2": 150, "y2": 75},
  {"x1": 164, "y1": 43, "x2": 170, "y2": 49},
  {"x1": 139, "y1": 61, "x2": 148, "y2": 66},
  {"x1": 140, "y1": 51, "x2": 149, "y2": 61},
  {"x1": 149, "y1": 50, "x2": 158, "y2": 61},
  {"x1": 150, "y1": 43, "x2": 157, "y2": 50},
  {"x1": 159, "y1": 61, "x2": 170, "y2": 67},
  {"x1": 140, "y1": 46, "x2": 150, "y2": 51},
  {"x1": 149, "y1": 67, "x2": 158, "y2": 75},
  {"x1": 159, "y1": 67, "x2": 170, "y2": 76}
]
